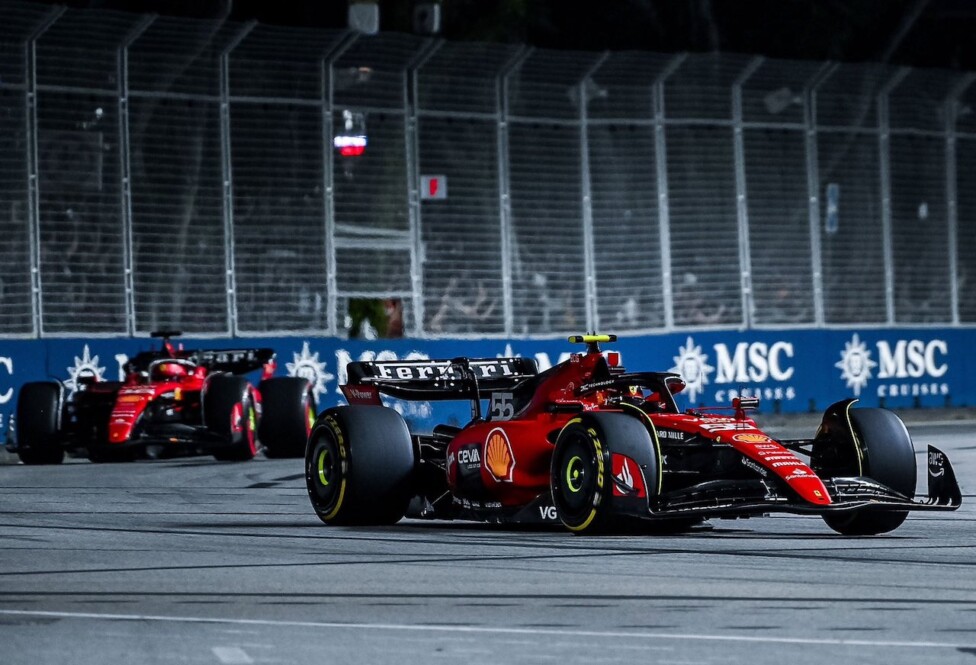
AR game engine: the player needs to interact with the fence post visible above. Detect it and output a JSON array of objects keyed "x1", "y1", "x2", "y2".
[
  {"x1": 578, "y1": 51, "x2": 610, "y2": 332},
  {"x1": 877, "y1": 67, "x2": 910, "y2": 326},
  {"x1": 804, "y1": 62, "x2": 837, "y2": 327},
  {"x1": 23, "y1": 5, "x2": 65, "y2": 338},
  {"x1": 320, "y1": 33, "x2": 359, "y2": 338},
  {"x1": 118, "y1": 14, "x2": 156, "y2": 337},
  {"x1": 405, "y1": 38, "x2": 444, "y2": 337},
  {"x1": 652, "y1": 53, "x2": 686, "y2": 331},
  {"x1": 944, "y1": 73, "x2": 976, "y2": 327},
  {"x1": 732, "y1": 56, "x2": 764, "y2": 329},
  {"x1": 219, "y1": 20, "x2": 256, "y2": 337},
  {"x1": 497, "y1": 46, "x2": 531, "y2": 336}
]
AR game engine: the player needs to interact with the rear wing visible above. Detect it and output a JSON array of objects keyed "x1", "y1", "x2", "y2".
[
  {"x1": 344, "y1": 356, "x2": 538, "y2": 402},
  {"x1": 125, "y1": 347, "x2": 275, "y2": 376},
  {"x1": 190, "y1": 348, "x2": 276, "y2": 375}
]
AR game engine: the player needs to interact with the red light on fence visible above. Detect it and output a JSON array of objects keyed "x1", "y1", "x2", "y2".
[
  {"x1": 338, "y1": 144, "x2": 366, "y2": 157},
  {"x1": 334, "y1": 134, "x2": 367, "y2": 158}
]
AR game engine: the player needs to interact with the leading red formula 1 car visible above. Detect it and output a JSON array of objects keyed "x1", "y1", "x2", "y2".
[
  {"x1": 9, "y1": 331, "x2": 315, "y2": 463},
  {"x1": 306, "y1": 334, "x2": 962, "y2": 535}
]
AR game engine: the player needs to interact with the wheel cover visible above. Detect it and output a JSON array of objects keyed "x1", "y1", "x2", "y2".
[
  {"x1": 307, "y1": 427, "x2": 347, "y2": 521},
  {"x1": 553, "y1": 431, "x2": 600, "y2": 524},
  {"x1": 565, "y1": 455, "x2": 585, "y2": 493},
  {"x1": 316, "y1": 448, "x2": 332, "y2": 487},
  {"x1": 245, "y1": 403, "x2": 257, "y2": 453}
]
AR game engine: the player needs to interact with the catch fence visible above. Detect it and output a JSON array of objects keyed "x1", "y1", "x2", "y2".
[{"x1": 1, "y1": 0, "x2": 975, "y2": 338}]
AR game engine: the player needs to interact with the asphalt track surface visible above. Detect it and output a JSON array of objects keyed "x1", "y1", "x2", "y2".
[{"x1": 1, "y1": 416, "x2": 974, "y2": 665}]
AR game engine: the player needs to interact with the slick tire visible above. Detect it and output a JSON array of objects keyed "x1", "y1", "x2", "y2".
[
  {"x1": 552, "y1": 414, "x2": 653, "y2": 534},
  {"x1": 823, "y1": 408, "x2": 916, "y2": 536},
  {"x1": 205, "y1": 374, "x2": 258, "y2": 462},
  {"x1": 306, "y1": 406, "x2": 415, "y2": 526},
  {"x1": 15, "y1": 382, "x2": 65, "y2": 465},
  {"x1": 258, "y1": 377, "x2": 316, "y2": 459}
]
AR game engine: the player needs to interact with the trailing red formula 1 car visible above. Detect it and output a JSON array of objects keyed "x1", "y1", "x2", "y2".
[
  {"x1": 9, "y1": 332, "x2": 315, "y2": 463},
  {"x1": 306, "y1": 334, "x2": 962, "y2": 535}
]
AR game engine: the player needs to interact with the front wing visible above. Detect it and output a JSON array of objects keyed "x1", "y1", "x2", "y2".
[{"x1": 626, "y1": 444, "x2": 962, "y2": 521}]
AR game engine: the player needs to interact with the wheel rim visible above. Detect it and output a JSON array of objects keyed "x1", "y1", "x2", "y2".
[
  {"x1": 307, "y1": 429, "x2": 346, "y2": 519},
  {"x1": 553, "y1": 430, "x2": 599, "y2": 523},
  {"x1": 565, "y1": 455, "x2": 585, "y2": 493},
  {"x1": 316, "y1": 447, "x2": 333, "y2": 487},
  {"x1": 245, "y1": 402, "x2": 257, "y2": 454}
]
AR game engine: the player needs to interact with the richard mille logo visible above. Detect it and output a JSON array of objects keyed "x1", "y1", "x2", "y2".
[
  {"x1": 670, "y1": 336, "x2": 714, "y2": 403},
  {"x1": 835, "y1": 334, "x2": 877, "y2": 397}
]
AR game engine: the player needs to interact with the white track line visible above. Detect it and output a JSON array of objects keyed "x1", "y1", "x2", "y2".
[{"x1": 0, "y1": 608, "x2": 972, "y2": 651}]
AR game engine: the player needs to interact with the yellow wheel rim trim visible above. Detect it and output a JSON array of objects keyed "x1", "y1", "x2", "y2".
[
  {"x1": 317, "y1": 448, "x2": 330, "y2": 486},
  {"x1": 566, "y1": 455, "x2": 584, "y2": 493}
]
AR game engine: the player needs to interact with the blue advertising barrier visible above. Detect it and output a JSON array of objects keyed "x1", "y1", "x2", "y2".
[{"x1": 1, "y1": 328, "x2": 973, "y2": 436}]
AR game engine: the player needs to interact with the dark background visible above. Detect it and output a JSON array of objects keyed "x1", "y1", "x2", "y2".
[{"x1": 47, "y1": 0, "x2": 976, "y2": 70}]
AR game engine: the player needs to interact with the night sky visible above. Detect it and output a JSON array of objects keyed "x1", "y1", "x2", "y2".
[{"x1": 55, "y1": 0, "x2": 976, "y2": 71}]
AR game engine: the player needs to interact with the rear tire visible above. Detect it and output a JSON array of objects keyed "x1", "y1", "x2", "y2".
[
  {"x1": 258, "y1": 377, "x2": 316, "y2": 458},
  {"x1": 305, "y1": 406, "x2": 414, "y2": 526},
  {"x1": 15, "y1": 382, "x2": 64, "y2": 465},
  {"x1": 205, "y1": 374, "x2": 258, "y2": 462},
  {"x1": 822, "y1": 408, "x2": 915, "y2": 536}
]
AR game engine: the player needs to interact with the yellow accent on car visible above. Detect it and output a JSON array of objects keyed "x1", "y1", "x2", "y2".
[
  {"x1": 843, "y1": 399, "x2": 864, "y2": 475},
  {"x1": 565, "y1": 455, "x2": 584, "y2": 493},
  {"x1": 319, "y1": 418, "x2": 348, "y2": 521},
  {"x1": 568, "y1": 334, "x2": 617, "y2": 344},
  {"x1": 317, "y1": 449, "x2": 330, "y2": 486}
]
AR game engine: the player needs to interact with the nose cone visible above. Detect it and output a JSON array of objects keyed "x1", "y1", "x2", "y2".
[
  {"x1": 789, "y1": 475, "x2": 832, "y2": 505},
  {"x1": 109, "y1": 390, "x2": 151, "y2": 444},
  {"x1": 108, "y1": 420, "x2": 134, "y2": 443}
]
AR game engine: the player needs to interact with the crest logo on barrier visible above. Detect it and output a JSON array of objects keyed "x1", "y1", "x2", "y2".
[
  {"x1": 65, "y1": 345, "x2": 106, "y2": 394},
  {"x1": 835, "y1": 334, "x2": 876, "y2": 396},
  {"x1": 670, "y1": 336, "x2": 714, "y2": 403},
  {"x1": 286, "y1": 341, "x2": 334, "y2": 401}
]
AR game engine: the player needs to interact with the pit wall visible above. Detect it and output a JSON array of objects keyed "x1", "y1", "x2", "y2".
[{"x1": 1, "y1": 328, "x2": 972, "y2": 434}]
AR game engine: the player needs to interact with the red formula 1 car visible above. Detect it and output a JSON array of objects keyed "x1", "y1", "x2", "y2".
[
  {"x1": 306, "y1": 334, "x2": 962, "y2": 535},
  {"x1": 10, "y1": 332, "x2": 315, "y2": 464}
]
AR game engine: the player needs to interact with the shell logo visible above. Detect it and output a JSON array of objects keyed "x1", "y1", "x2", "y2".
[
  {"x1": 485, "y1": 428, "x2": 515, "y2": 482},
  {"x1": 732, "y1": 433, "x2": 772, "y2": 444}
]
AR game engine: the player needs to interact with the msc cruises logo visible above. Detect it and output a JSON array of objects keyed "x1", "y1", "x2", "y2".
[
  {"x1": 835, "y1": 333, "x2": 876, "y2": 397},
  {"x1": 836, "y1": 334, "x2": 949, "y2": 398},
  {"x1": 670, "y1": 336, "x2": 714, "y2": 403},
  {"x1": 286, "y1": 341, "x2": 335, "y2": 401},
  {"x1": 65, "y1": 345, "x2": 106, "y2": 394}
]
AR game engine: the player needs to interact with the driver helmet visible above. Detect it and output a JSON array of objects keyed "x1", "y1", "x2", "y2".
[{"x1": 155, "y1": 361, "x2": 188, "y2": 379}]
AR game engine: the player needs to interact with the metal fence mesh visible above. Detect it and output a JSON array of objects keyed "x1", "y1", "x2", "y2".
[
  {"x1": 744, "y1": 128, "x2": 813, "y2": 325},
  {"x1": 0, "y1": 85, "x2": 31, "y2": 335},
  {"x1": 2, "y1": 0, "x2": 975, "y2": 338}
]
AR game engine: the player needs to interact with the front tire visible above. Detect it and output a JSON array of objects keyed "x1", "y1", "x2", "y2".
[
  {"x1": 15, "y1": 382, "x2": 65, "y2": 465},
  {"x1": 551, "y1": 419, "x2": 612, "y2": 533},
  {"x1": 205, "y1": 374, "x2": 258, "y2": 462},
  {"x1": 305, "y1": 406, "x2": 414, "y2": 526},
  {"x1": 258, "y1": 377, "x2": 316, "y2": 458},
  {"x1": 821, "y1": 408, "x2": 916, "y2": 536}
]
